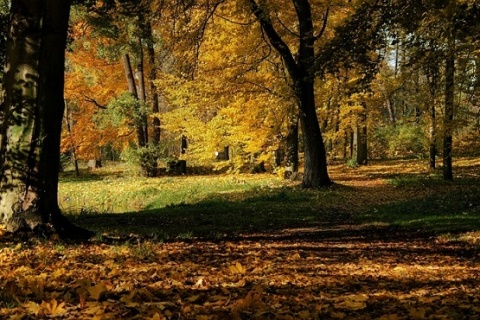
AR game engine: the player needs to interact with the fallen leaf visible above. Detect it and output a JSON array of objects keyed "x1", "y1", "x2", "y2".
[
  {"x1": 229, "y1": 262, "x2": 246, "y2": 275},
  {"x1": 23, "y1": 301, "x2": 42, "y2": 316},
  {"x1": 407, "y1": 307, "x2": 427, "y2": 319},
  {"x1": 41, "y1": 299, "x2": 66, "y2": 316},
  {"x1": 341, "y1": 294, "x2": 368, "y2": 310},
  {"x1": 88, "y1": 283, "x2": 108, "y2": 301}
]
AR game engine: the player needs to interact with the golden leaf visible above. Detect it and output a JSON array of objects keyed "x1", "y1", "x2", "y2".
[
  {"x1": 146, "y1": 313, "x2": 166, "y2": 320},
  {"x1": 83, "y1": 302, "x2": 104, "y2": 315},
  {"x1": 187, "y1": 294, "x2": 201, "y2": 302},
  {"x1": 229, "y1": 262, "x2": 246, "y2": 275},
  {"x1": 378, "y1": 315, "x2": 400, "y2": 320},
  {"x1": 88, "y1": 283, "x2": 108, "y2": 301},
  {"x1": 407, "y1": 307, "x2": 427, "y2": 319},
  {"x1": 23, "y1": 301, "x2": 42, "y2": 316},
  {"x1": 341, "y1": 294, "x2": 368, "y2": 310},
  {"x1": 331, "y1": 311, "x2": 346, "y2": 319},
  {"x1": 193, "y1": 277, "x2": 207, "y2": 289},
  {"x1": 120, "y1": 290, "x2": 139, "y2": 307},
  {"x1": 298, "y1": 310, "x2": 312, "y2": 319},
  {"x1": 41, "y1": 299, "x2": 67, "y2": 316}
]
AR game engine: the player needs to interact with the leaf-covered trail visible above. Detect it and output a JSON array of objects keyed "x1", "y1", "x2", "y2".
[{"x1": 1, "y1": 225, "x2": 479, "y2": 319}]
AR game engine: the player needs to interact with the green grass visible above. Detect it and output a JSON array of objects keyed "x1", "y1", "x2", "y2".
[
  {"x1": 60, "y1": 165, "x2": 282, "y2": 214},
  {"x1": 360, "y1": 176, "x2": 480, "y2": 233},
  {"x1": 360, "y1": 193, "x2": 480, "y2": 232},
  {"x1": 61, "y1": 160, "x2": 480, "y2": 241},
  {"x1": 67, "y1": 186, "x2": 342, "y2": 240}
]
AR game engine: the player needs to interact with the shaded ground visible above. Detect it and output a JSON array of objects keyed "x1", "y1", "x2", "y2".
[
  {"x1": 1, "y1": 158, "x2": 479, "y2": 319},
  {"x1": 1, "y1": 224, "x2": 479, "y2": 319}
]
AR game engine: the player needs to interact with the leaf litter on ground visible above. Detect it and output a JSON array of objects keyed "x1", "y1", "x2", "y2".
[{"x1": 1, "y1": 158, "x2": 480, "y2": 319}]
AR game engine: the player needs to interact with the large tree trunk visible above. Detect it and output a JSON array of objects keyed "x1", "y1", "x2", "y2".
[
  {"x1": 0, "y1": 0, "x2": 92, "y2": 239},
  {"x1": 296, "y1": 80, "x2": 332, "y2": 187}
]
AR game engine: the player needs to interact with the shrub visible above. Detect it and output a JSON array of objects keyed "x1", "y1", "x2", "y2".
[{"x1": 372, "y1": 124, "x2": 427, "y2": 158}]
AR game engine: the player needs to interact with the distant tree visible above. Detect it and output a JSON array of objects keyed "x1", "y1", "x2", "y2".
[
  {"x1": 0, "y1": 0, "x2": 92, "y2": 239},
  {"x1": 394, "y1": 0, "x2": 480, "y2": 178}
]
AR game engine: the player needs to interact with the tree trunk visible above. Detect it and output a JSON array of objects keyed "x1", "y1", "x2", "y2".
[
  {"x1": 426, "y1": 64, "x2": 438, "y2": 170},
  {"x1": 135, "y1": 37, "x2": 149, "y2": 145},
  {"x1": 64, "y1": 101, "x2": 80, "y2": 176},
  {"x1": 352, "y1": 105, "x2": 368, "y2": 165},
  {"x1": 123, "y1": 52, "x2": 158, "y2": 177},
  {"x1": 385, "y1": 97, "x2": 396, "y2": 125},
  {"x1": 122, "y1": 53, "x2": 147, "y2": 148},
  {"x1": 0, "y1": 0, "x2": 93, "y2": 239},
  {"x1": 443, "y1": 4, "x2": 455, "y2": 181},
  {"x1": 145, "y1": 22, "x2": 161, "y2": 147},
  {"x1": 297, "y1": 79, "x2": 332, "y2": 187},
  {"x1": 284, "y1": 112, "x2": 299, "y2": 178},
  {"x1": 352, "y1": 125, "x2": 368, "y2": 165},
  {"x1": 429, "y1": 103, "x2": 436, "y2": 170}
]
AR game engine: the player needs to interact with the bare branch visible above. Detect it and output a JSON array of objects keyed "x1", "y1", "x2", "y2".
[
  {"x1": 314, "y1": 5, "x2": 330, "y2": 40},
  {"x1": 82, "y1": 94, "x2": 107, "y2": 109}
]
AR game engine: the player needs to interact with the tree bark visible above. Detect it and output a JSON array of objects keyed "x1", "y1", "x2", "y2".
[
  {"x1": 443, "y1": 3, "x2": 455, "y2": 181},
  {"x1": 145, "y1": 22, "x2": 161, "y2": 147},
  {"x1": 426, "y1": 63, "x2": 438, "y2": 170},
  {"x1": 284, "y1": 112, "x2": 299, "y2": 178},
  {"x1": 122, "y1": 53, "x2": 147, "y2": 149},
  {"x1": 297, "y1": 79, "x2": 332, "y2": 187},
  {"x1": 135, "y1": 37, "x2": 149, "y2": 146},
  {"x1": 352, "y1": 125, "x2": 368, "y2": 165},
  {"x1": 64, "y1": 101, "x2": 80, "y2": 177},
  {"x1": 429, "y1": 102, "x2": 436, "y2": 170},
  {"x1": 352, "y1": 104, "x2": 368, "y2": 165},
  {"x1": 0, "y1": 0, "x2": 93, "y2": 239}
]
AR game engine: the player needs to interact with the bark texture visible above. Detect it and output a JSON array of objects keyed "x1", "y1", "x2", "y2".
[{"x1": 0, "y1": 0, "x2": 92, "y2": 239}]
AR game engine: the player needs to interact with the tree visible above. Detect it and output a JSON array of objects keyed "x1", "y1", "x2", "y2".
[
  {"x1": 0, "y1": 0, "x2": 92, "y2": 239},
  {"x1": 246, "y1": 0, "x2": 333, "y2": 188},
  {"x1": 69, "y1": 0, "x2": 163, "y2": 176}
]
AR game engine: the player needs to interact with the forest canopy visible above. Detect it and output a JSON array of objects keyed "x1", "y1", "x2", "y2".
[{"x1": 56, "y1": 0, "x2": 480, "y2": 180}]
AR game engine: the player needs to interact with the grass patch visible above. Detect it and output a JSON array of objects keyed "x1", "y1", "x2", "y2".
[
  {"x1": 61, "y1": 158, "x2": 480, "y2": 240},
  {"x1": 358, "y1": 180, "x2": 480, "y2": 233},
  {"x1": 68, "y1": 186, "x2": 342, "y2": 240}
]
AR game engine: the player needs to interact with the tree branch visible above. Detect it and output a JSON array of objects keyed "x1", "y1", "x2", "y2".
[
  {"x1": 247, "y1": 0, "x2": 299, "y2": 79},
  {"x1": 82, "y1": 94, "x2": 107, "y2": 109},
  {"x1": 314, "y1": 5, "x2": 330, "y2": 41}
]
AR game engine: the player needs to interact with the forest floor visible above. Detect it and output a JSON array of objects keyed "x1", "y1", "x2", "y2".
[{"x1": 1, "y1": 157, "x2": 480, "y2": 319}]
